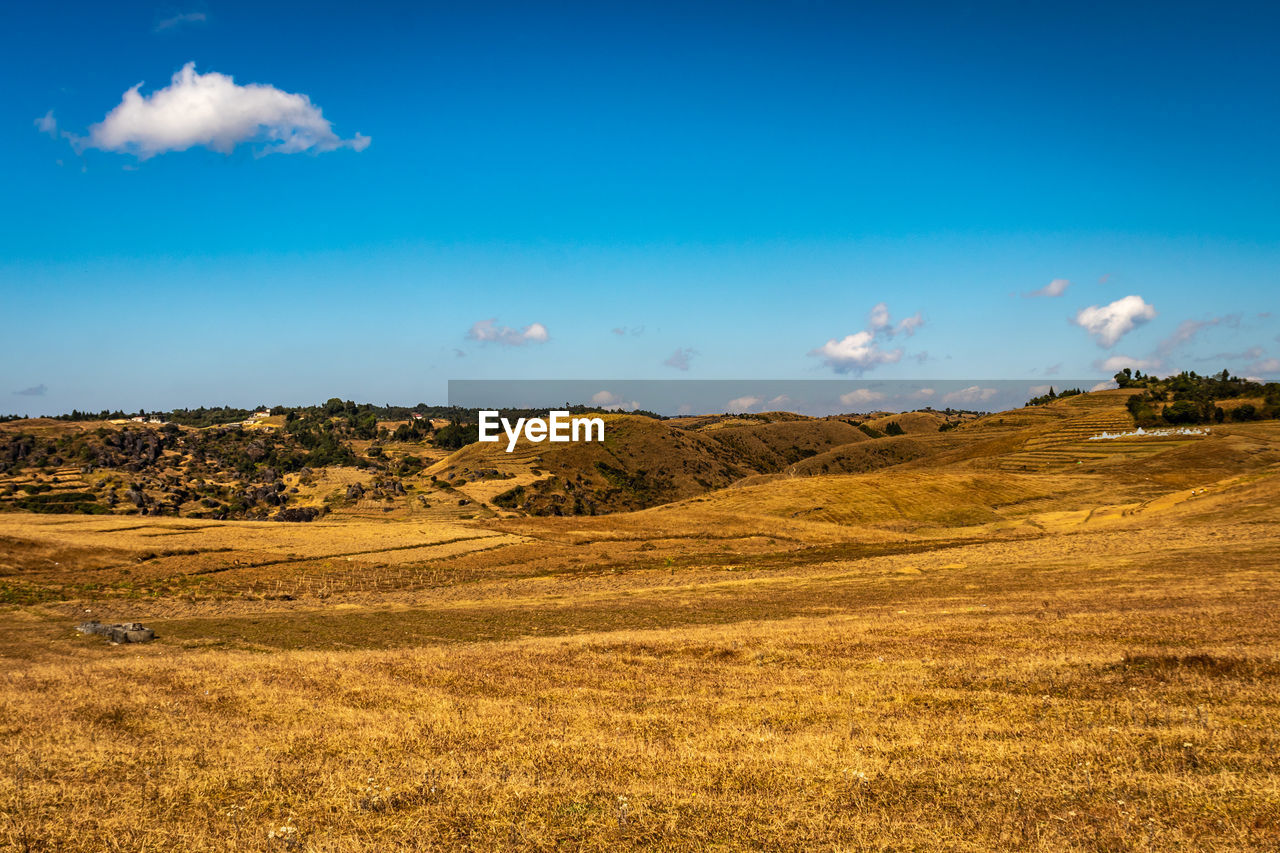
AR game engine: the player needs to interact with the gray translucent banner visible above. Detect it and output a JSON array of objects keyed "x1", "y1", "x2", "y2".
[{"x1": 448, "y1": 379, "x2": 1108, "y2": 417}]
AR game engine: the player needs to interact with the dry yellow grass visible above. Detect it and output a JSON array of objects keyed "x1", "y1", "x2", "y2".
[{"x1": 3, "y1": 396, "x2": 1280, "y2": 850}]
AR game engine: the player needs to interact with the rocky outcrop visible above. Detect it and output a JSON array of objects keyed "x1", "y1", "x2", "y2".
[
  {"x1": 274, "y1": 506, "x2": 324, "y2": 522},
  {"x1": 77, "y1": 621, "x2": 156, "y2": 643}
]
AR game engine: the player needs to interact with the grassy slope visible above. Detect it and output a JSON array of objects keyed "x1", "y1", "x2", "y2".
[{"x1": 2, "y1": 392, "x2": 1280, "y2": 850}]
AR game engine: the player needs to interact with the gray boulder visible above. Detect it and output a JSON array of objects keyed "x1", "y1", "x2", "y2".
[{"x1": 77, "y1": 621, "x2": 156, "y2": 644}]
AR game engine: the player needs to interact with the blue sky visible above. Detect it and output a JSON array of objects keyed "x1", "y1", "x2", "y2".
[{"x1": 2, "y1": 1, "x2": 1278, "y2": 415}]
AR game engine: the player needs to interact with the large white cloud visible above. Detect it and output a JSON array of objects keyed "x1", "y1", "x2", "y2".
[
  {"x1": 81, "y1": 62, "x2": 369, "y2": 158},
  {"x1": 1073, "y1": 295, "x2": 1157, "y2": 348},
  {"x1": 809, "y1": 303, "x2": 922, "y2": 374},
  {"x1": 810, "y1": 330, "x2": 902, "y2": 374}
]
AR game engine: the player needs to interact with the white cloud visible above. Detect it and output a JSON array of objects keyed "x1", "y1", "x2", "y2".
[
  {"x1": 1096, "y1": 355, "x2": 1161, "y2": 373},
  {"x1": 868, "y1": 302, "x2": 891, "y2": 332},
  {"x1": 1090, "y1": 350, "x2": 1162, "y2": 371},
  {"x1": 663, "y1": 347, "x2": 695, "y2": 371},
  {"x1": 896, "y1": 312, "x2": 924, "y2": 336},
  {"x1": 810, "y1": 330, "x2": 903, "y2": 374},
  {"x1": 1073, "y1": 295, "x2": 1157, "y2": 347},
  {"x1": 809, "y1": 303, "x2": 921, "y2": 374},
  {"x1": 1156, "y1": 316, "x2": 1234, "y2": 358},
  {"x1": 915, "y1": 387, "x2": 935, "y2": 398},
  {"x1": 942, "y1": 386, "x2": 998, "y2": 405},
  {"x1": 34, "y1": 110, "x2": 58, "y2": 137},
  {"x1": 839, "y1": 388, "x2": 885, "y2": 407},
  {"x1": 726, "y1": 395, "x2": 762, "y2": 413},
  {"x1": 589, "y1": 391, "x2": 639, "y2": 411},
  {"x1": 1090, "y1": 380, "x2": 1119, "y2": 391},
  {"x1": 155, "y1": 11, "x2": 207, "y2": 32},
  {"x1": 1028, "y1": 384, "x2": 1053, "y2": 397},
  {"x1": 767, "y1": 395, "x2": 791, "y2": 407},
  {"x1": 467, "y1": 319, "x2": 549, "y2": 346},
  {"x1": 81, "y1": 62, "x2": 369, "y2": 158},
  {"x1": 1026, "y1": 278, "x2": 1071, "y2": 298},
  {"x1": 1248, "y1": 357, "x2": 1280, "y2": 375},
  {"x1": 1203, "y1": 345, "x2": 1264, "y2": 362}
]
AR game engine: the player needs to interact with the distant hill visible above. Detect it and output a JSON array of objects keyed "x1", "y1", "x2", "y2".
[
  {"x1": 429, "y1": 413, "x2": 871, "y2": 515},
  {"x1": 3, "y1": 387, "x2": 1280, "y2": 521}
]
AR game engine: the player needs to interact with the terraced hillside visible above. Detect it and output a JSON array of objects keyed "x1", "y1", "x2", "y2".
[{"x1": 992, "y1": 390, "x2": 1206, "y2": 471}]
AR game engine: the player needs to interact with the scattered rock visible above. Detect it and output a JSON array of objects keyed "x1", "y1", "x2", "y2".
[{"x1": 77, "y1": 621, "x2": 156, "y2": 644}]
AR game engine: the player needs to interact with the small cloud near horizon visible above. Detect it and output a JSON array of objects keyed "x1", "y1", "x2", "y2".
[
  {"x1": 942, "y1": 385, "x2": 998, "y2": 405},
  {"x1": 13, "y1": 384, "x2": 48, "y2": 397},
  {"x1": 839, "y1": 388, "x2": 885, "y2": 408},
  {"x1": 1249, "y1": 357, "x2": 1280, "y2": 375},
  {"x1": 1095, "y1": 355, "x2": 1161, "y2": 373},
  {"x1": 589, "y1": 390, "x2": 639, "y2": 411}
]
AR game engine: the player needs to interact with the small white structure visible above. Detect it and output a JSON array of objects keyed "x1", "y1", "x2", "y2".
[{"x1": 1088, "y1": 426, "x2": 1210, "y2": 440}]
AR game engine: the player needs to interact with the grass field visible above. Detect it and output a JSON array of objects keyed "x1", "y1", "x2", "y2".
[{"x1": 2, "y1": 393, "x2": 1279, "y2": 850}]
